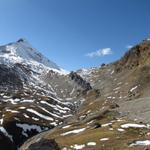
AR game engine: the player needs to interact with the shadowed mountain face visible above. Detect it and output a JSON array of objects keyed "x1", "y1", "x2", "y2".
[
  {"x1": 0, "y1": 39, "x2": 91, "y2": 149},
  {"x1": 0, "y1": 64, "x2": 23, "y2": 90},
  {"x1": 1, "y1": 39, "x2": 150, "y2": 150}
]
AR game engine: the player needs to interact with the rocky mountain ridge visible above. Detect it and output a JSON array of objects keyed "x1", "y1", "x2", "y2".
[
  {"x1": 0, "y1": 39, "x2": 150, "y2": 150},
  {"x1": 0, "y1": 38, "x2": 61, "y2": 72},
  {"x1": 0, "y1": 39, "x2": 91, "y2": 149},
  {"x1": 20, "y1": 39, "x2": 150, "y2": 150}
]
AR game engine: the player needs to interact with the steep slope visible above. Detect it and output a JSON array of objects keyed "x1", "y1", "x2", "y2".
[
  {"x1": 77, "y1": 39, "x2": 150, "y2": 122},
  {"x1": 20, "y1": 89, "x2": 150, "y2": 150},
  {"x1": 20, "y1": 39, "x2": 150, "y2": 150},
  {"x1": 77, "y1": 39, "x2": 150, "y2": 99},
  {"x1": 0, "y1": 39, "x2": 91, "y2": 149},
  {"x1": 0, "y1": 38, "x2": 61, "y2": 72}
]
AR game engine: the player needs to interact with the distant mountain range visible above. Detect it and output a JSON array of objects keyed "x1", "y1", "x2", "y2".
[{"x1": 0, "y1": 38, "x2": 150, "y2": 150}]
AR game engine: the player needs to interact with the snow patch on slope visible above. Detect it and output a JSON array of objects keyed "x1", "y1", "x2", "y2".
[{"x1": 16, "y1": 123, "x2": 47, "y2": 137}]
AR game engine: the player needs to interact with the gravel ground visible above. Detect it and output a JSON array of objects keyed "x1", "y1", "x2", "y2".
[{"x1": 117, "y1": 97, "x2": 150, "y2": 123}]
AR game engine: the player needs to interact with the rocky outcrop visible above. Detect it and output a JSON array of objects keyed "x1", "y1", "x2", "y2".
[
  {"x1": 43, "y1": 70, "x2": 92, "y2": 99},
  {"x1": 2, "y1": 119, "x2": 52, "y2": 147},
  {"x1": 20, "y1": 138, "x2": 61, "y2": 150},
  {"x1": 69, "y1": 71, "x2": 92, "y2": 91},
  {"x1": 0, "y1": 64, "x2": 23, "y2": 90},
  {"x1": 0, "y1": 132, "x2": 16, "y2": 150},
  {"x1": 114, "y1": 39, "x2": 150, "y2": 72}
]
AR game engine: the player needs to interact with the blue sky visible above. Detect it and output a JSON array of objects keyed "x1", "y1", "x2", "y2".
[{"x1": 0, "y1": 0, "x2": 150, "y2": 70}]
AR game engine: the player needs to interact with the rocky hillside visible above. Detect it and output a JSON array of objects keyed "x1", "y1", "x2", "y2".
[
  {"x1": 0, "y1": 39, "x2": 91, "y2": 149},
  {"x1": 1, "y1": 39, "x2": 150, "y2": 150},
  {"x1": 20, "y1": 39, "x2": 150, "y2": 150}
]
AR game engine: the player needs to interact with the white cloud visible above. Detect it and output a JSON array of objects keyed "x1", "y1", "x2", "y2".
[
  {"x1": 126, "y1": 45, "x2": 133, "y2": 49},
  {"x1": 86, "y1": 48, "x2": 113, "y2": 58}
]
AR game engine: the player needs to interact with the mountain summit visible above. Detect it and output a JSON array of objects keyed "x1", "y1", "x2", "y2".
[
  {"x1": 0, "y1": 38, "x2": 92, "y2": 150},
  {"x1": 0, "y1": 38, "x2": 66, "y2": 74}
]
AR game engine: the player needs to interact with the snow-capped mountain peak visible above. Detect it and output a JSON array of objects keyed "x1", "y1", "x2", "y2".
[{"x1": 0, "y1": 38, "x2": 68, "y2": 74}]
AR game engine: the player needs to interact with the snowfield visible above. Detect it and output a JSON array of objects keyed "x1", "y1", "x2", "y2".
[
  {"x1": 121, "y1": 123, "x2": 147, "y2": 128},
  {"x1": 16, "y1": 123, "x2": 44, "y2": 137},
  {"x1": 27, "y1": 108, "x2": 54, "y2": 121},
  {"x1": 130, "y1": 140, "x2": 150, "y2": 146},
  {"x1": 61, "y1": 128, "x2": 86, "y2": 136},
  {"x1": 70, "y1": 144, "x2": 85, "y2": 149},
  {"x1": 87, "y1": 142, "x2": 96, "y2": 146}
]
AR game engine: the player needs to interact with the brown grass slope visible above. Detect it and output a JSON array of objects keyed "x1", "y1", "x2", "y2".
[{"x1": 20, "y1": 39, "x2": 150, "y2": 150}]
